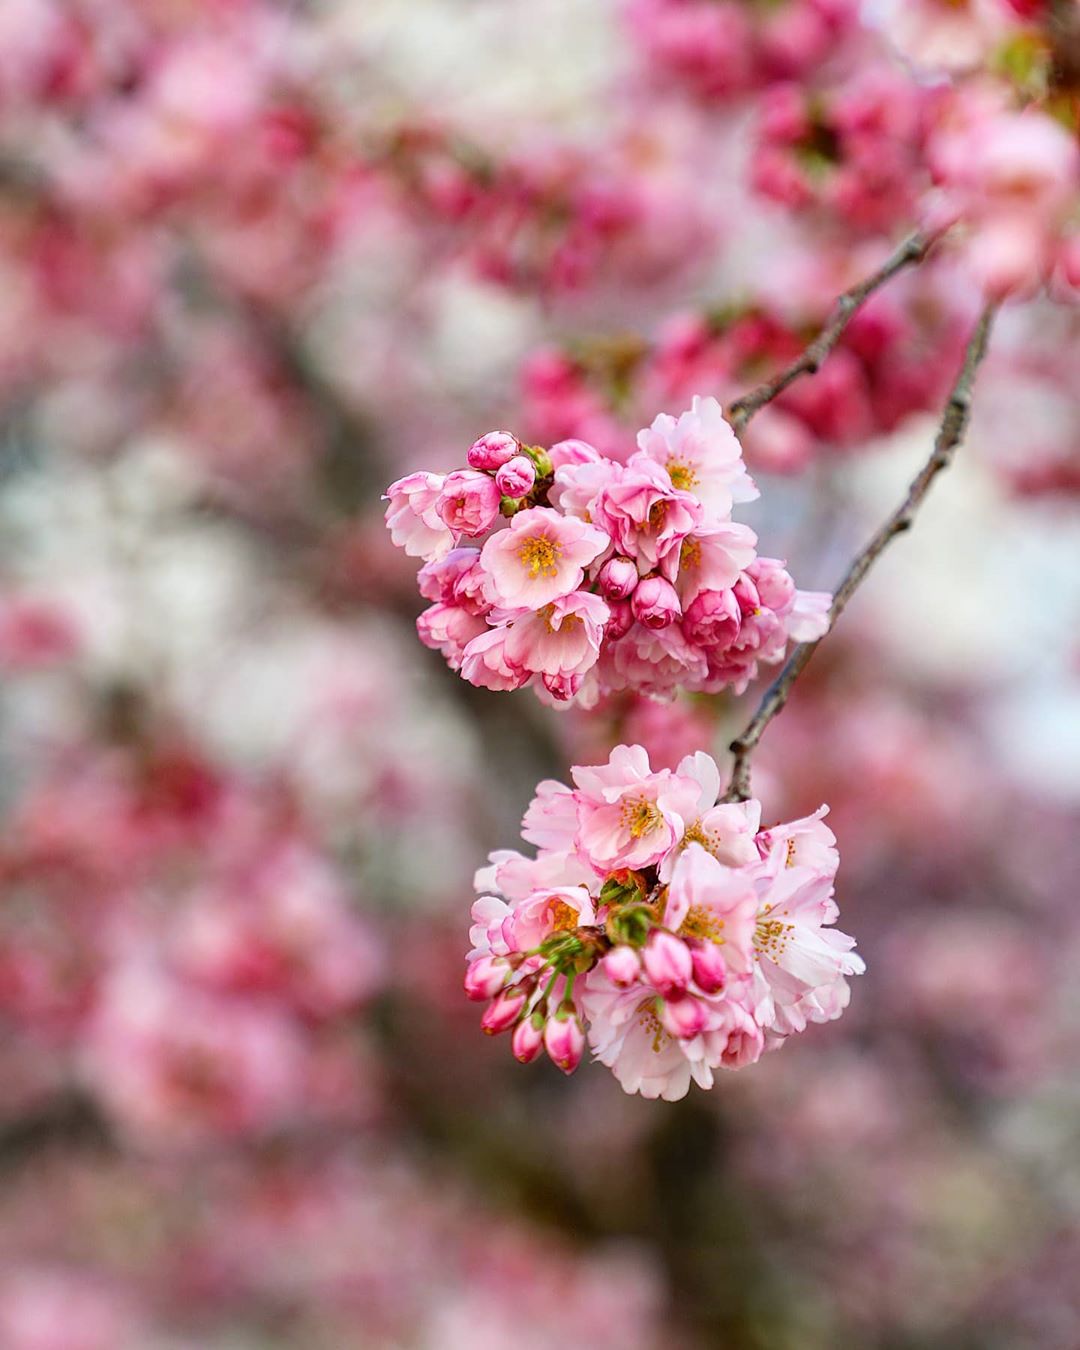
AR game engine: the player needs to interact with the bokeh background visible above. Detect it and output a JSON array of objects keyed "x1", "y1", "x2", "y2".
[{"x1": 2, "y1": 1, "x2": 1080, "y2": 1347}]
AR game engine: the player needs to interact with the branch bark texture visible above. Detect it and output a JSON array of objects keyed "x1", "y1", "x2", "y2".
[{"x1": 723, "y1": 303, "x2": 997, "y2": 803}]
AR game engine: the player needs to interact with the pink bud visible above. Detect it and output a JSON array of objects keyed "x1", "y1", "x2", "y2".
[
  {"x1": 543, "y1": 1010, "x2": 585, "y2": 1074},
  {"x1": 690, "y1": 941, "x2": 728, "y2": 995},
  {"x1": 494, "y1": 455, "x2": 536, "y2": 497},
  {"x1": 480, "y1": 986, "x2": 527, "y2": 1035},
  {"x1": 683, "y1": 588, "x2": 741, "y2": 650},
  {"x1": 733, "y1": 574, "x2": 761, "y2": 616},
  {"x1": 632, "y1": 576, "x2": 681, "y2": 630},
  {"x1": 659, "y1": 992, "x2": 708, "y2": 1039},
  {"x1": 605, "y1": 599, "x2": 634, "y2": 641},
  {"x1": 464, "y1": 954, "x2": 511, "y2": 1002},
  {"x1": 437, "y1": 470, "x2": 501, "y2": 535},
  {"x1": 467, "y1": 431, "x2": 521, "y2": 471},
  {"x1": 601, "y1": 945, "x2": 641, "y2": 988},
  {"x1": 597, "y1": 557, "x2": 638, "y2": 601},
  {"x1": 642, "y1": 930, "x2": 692, "y2": 995},
  {"x1": 512, "y1": 1015, "x2": 545, "y2": 1063},
  {"x1": 748, "y1": 558, "x2": 795, "y2": 612}
]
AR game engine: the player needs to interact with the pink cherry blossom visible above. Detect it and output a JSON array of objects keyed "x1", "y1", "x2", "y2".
[
  {"x1": 479, "y1": 507, "x2": 609, "y2": 610},
  {"x1": 384, "y1": 471, "x2": 456, "y2": 561},
  {"x1": 571, "y1": 744, "x2": 700, "y2": 871},
  {"x1": 634, "y1": 395, "x2": 758, "y2": 519}
]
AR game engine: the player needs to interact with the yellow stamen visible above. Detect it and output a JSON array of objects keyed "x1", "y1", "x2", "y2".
[
  {"x1": 680, "y1": 904, "x2": 726, "y2": 944},
  {"x1": 518, "y1": 534, "x2": 562, "y2": 579},
  {"x1": 637, "y1": 998, "x2": 669, "y2": 1054},
  {"x1": 547, "y1": 899, "x2": 580, "y2": 932},
  {"x1": 667, "y1": 459, "x2": 698, "y2": 491},
  {"x1": 620, "y1": 796, "x2": 662, "y2": 838},
  {"x1": 754, "y1": 914, "x2": 795, "y2": 961}
]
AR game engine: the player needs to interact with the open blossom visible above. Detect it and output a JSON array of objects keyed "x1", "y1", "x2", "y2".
[
  {"x1": 480, "y1": 507, "x2": 609, "y2": 609},
  {"x1": 463, "y1": 746, "x2": 862, "y2": 1100},
  {"x1": 384, "y1": 471, "x2": 455, "y2": 561},
  {"x1": 634, "y1": 395, "x2": 758, "y2": 518},
  {"x1": 385, "y1": 399, "x2": 829, "y2": 705}
]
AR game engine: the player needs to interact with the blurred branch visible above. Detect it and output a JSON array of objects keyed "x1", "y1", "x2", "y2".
[
  {"x1": 727, "y1": 231, "x2": 931, "y2": 432},
  {"x1": 723, "y1": 303, "x2": 997, "y2": 803}
]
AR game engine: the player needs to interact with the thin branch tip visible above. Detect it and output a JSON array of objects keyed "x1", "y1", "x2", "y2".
[{"x1": 722, "y1": 299, "x2": 996, "y2": 803}]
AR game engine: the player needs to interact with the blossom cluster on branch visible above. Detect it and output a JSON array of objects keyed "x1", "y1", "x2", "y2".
[
  {"x1": 385, "y1": 396, "x2": 829, "y2": 705},
  {"x1": 465, "y1": 746, "x2": 862, "y2": 1101}
]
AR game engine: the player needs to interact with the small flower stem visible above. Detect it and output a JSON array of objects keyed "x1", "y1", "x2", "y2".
[
  {"x1": 722, "y1": 303, "x2": 997, "y2": 804},
  {"x1": 727, "y1": 231, "x2": 932, "y2": 433}
]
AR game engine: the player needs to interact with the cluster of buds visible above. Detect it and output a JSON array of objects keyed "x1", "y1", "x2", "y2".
[
  {"x1": 384, "y1": 397, "x2": 829, "y2": 706},
  {"x1": 465, "y1": 745, "x2": 863, "y2": 1100}
]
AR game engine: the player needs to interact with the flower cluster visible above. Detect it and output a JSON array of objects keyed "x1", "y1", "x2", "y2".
[
  {"x1": 385, "y1": 397, "x2": 830, "y2": 705},
  {"x1": 465, "y1": 745, "x2": 863, "y2": 1101}
]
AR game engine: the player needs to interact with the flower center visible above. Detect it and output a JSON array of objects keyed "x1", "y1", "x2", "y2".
[
  {"x1": 754, "y1": 905, "x2": 795, "y2": 961},
  {"x1": 637, "y1": 998, "x2": 669, "y2": 1054},
  {"x1": 546, "y1": 898, "x2": 580, "y2": 932},
  {"x1": 620, "y1": 796, "x2": 663, "y2": 838},
  {"x1": 680, "y1": 537, "x2": 701, "y2": 570},
  {"x1": 647, "y1": 499, "x2": 669, "y2": 531},
  {"x1": 680, "y1": 904, "x2": 726, "y2": 944},
  {"x1": 518, "y1": 535, "x2": 561, "y2": 579},
  {"x1": 667, "y1": 459, "x2": 698, "y2": 491}
]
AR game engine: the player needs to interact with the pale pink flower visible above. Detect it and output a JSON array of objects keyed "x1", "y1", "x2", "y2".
[
  {"x1": 662, "y1": 843, "x2": 759, "y2": 977},
  {"x1": 659, "y1": 752, "x2": 762, "y2": 879},
  {"x1": 593, "y1": 458, "x2": 701, "y2": 577},
  {"x1": 748, "y1": 864, "x2": 864, "y2": 1037},
  {"x1": 500, "y1": 591, "x2": 609, "y2": 686},
  {"x1": 581, "y1": 972, "x2": 749, "y2": 1101},
  {"x1": 479, "y1": 507, "x2": 609, "y2": 610},
  {"x1": 571, "y1": 743, "x2": 699, "y2": 872},
  {"x1": 675, "y1": 521, "x2": 758, "y2": 604},
  {"x1": 416, "y1": 602, "x2": 490, "y2": 670},
  {"x1": 507, "y1": 885, "x2": 596, "y2": 951},
  {"x1": 459, "y1": 626, "x2": 530, "y2": 692},
  {"x1": 756, "y1": 805, "x2": 839, "y2": 879},
  {"x1": 788, "y1": 588, "x2": 831, "y2": 640},
  {"x1": 634, "y1": 395, "x2": 758, "y2": 520},
  {"x1": 384, "y1": 471, "x2": 456, "y2": 561},
  {"x1": 521, "y1": 779, "x2": 580, "y2": 854}
]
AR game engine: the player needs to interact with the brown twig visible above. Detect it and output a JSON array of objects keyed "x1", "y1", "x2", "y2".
[
  {"x1": 723, "y1": 303, "x2": 997, "y2": 803},
  {"x1": 727, "y1": 231, "x2": 932, "y2": 432}
]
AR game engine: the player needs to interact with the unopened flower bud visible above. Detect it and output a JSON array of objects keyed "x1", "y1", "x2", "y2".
[
  {"x1": 659, "y1": 992, "x2": 708, "y2": 1039},
  {"x1": 468, "y1": 431, "x2": 520, "y2": 471},
  {"x1": 464, "y1": 954, "x2": 511, "y2": 1002},
  {"x1": 512, "y1": 1014, "x2": 545, "y2": 1063},
  {"x1": 495, "y1": 455, "x2": 536, "y2": 497},
  {"x1": 733, "y1": 574, "x2": 761, "y2": 616},
  {"x1": 544, "y1": 1009, "x2": 585, "y2": 1074},
  {"x1": 605, "y1": 599, "x2": 634, "y2": 641},
  {"x1": 690, "y1": 940, "x2": 728, "y2": 995},
  {"x1": 597, "y1": 557, "x2": 638, "y2": 601},
  {"x1": 632, "y1": 576, "x2": 681, "y2": 630},
  {"x1": 606, "y1": 904, "x2": 654, "y2": 948},
  {"x1": 480, "y1": 985, "x2": 527, "y2": 1035},
  {"x1": 601, "y1": 945, "x2": 641, "y2": 988},
  {"x1": 599, "y1": 869, "x2": 648, "y2": 908},
  {"x1": 643, "y1": 929, "x2": 693, "y2": 994},
  {"x1": 749, "y1": 558, "x2": 795, "y2": 611}
]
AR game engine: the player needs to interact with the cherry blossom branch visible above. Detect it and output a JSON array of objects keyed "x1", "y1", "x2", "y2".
[
  {"x1": 727, "y1": 230, "x2": 931, "y2": 432},
  {"x1": 723, "y1": 302, "x2": 997, "y2": 803}
]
